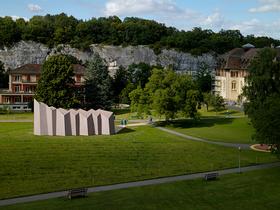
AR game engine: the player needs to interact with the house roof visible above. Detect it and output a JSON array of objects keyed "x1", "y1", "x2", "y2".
[
  {"x1": 218, "y1": 47, "x2": 261, "y2": 70},
  {"x1": 8, "y1": 64, "x2": 85, "y2": 75}
]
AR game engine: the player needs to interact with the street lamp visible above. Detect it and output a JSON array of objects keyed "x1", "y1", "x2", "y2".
[{"x1": 238, "y1": 146, "x2": 241, "y2": 173}]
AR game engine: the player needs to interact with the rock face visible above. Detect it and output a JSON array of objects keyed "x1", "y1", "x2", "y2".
[
  {"x1": 0, "y1": 41, "x2": 217, "y2": 73},
  {"x1": 0, "y1": 41, "x2": 49, "y2": 70}
]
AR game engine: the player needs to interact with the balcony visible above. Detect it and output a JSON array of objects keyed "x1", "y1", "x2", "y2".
[{"x1": 22, "y1": 80, "x2": 37, "y2": 84}]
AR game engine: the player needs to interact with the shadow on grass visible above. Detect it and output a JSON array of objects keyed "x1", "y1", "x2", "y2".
[
  {"x1": 117, "y1": 127, "x2": 136, "y2": 134},
  {"x1": 112, "y1": 108, "x2": 130, "y2": 115},
  {"x1": 156, "y1": 117, "x2": 234, "y2": 129}
]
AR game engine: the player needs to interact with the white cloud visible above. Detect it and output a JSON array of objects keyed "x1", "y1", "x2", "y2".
[
  {"x1": 200, "y1": 11, "x2": 225, "y2": 28},
  {"x1": 11, "y1": 16, "x2": 28, "y2": 21},
  {"x1": 229, "y1": 18, "x2": 280, "y2": 38},
  {"x1": 249, "y1": 0, "x2": 280, "y2": 12},
  {"x1": 104, "y1": 0, "x2": 182, "y2": 16},
  {"x1": 28, "y1": 4, "x2": 43, "y2": 12}
]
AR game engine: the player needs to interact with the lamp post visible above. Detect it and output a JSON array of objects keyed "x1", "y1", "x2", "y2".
[{"x1": 238, "y1": 146, "x2": 241, "y2": 173}]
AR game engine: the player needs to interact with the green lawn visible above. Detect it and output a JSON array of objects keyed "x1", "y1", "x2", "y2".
[
  {"x1": 0, "y1": 113, "x2": 33, "y2": 121},
  {"x1": 0, "y1": 123, "x2": 276, "y2": 199},
  {"x1": 198, "y1": 106, "x2": 245, "y2": 117},
  {"x1": 158, "y1": 117, "x2": 255, "y2": 144},
  {"x1": 3, "y1": 167, "x2": 280, "y2": 210}
]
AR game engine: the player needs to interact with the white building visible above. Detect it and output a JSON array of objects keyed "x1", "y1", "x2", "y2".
[{"x1": 214, "y1": 44, "x2": 259, "y2": 102}]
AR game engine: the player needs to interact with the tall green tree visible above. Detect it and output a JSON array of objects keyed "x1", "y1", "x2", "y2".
[
  {"x1": 0, "y1": 61, "x2": 8, "y2": 88},
  {"x1": 130, "y1": 68, "x2": 199, "y2": 120},
  {"x1": 85, "y1": 53, "x2": 113, "y2": 110},
  {"x1": 243, "y1": 48, "x2": 280, "y2": 156},
  {"x1": 35, "y1": 55, "x2": 78, "y2": 108},
  {"x1": 195, "y1": 62, "x2": 213, "y2": 93},
  {"x1": 112, "y1": 66, "x2": 129, "y2": 103}
]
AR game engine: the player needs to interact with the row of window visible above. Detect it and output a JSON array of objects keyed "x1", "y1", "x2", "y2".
[
  {"x1": 13, "y1": 85, "x2": 36, "y2": 93},
  {"x1": 13, "y1": 75, "x2": 84, "y2": 83},
  {"x1": 216, "y1": 70, "x2": 248, "y2": 78},
  {"x1": 215, "y1": 80, "x2": 244, "y2": 91}
]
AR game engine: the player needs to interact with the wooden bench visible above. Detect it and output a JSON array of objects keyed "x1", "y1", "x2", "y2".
[
  {"x1": 204, "y1": 172, "x2": 219, "y2": 181},
  {"x1": 67, "y1": 188, "x2": 88, "y2": 199}
]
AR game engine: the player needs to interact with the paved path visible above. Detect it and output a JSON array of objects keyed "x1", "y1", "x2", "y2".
[
  {"x1": 0, "y1": 162, "x2": 279, "y2": 207},
  {"x1": 156, "y1": 126, "x2": 251, "y2": 150},
  {"x1": 0, "y1": 120, "x2": 32, "y2": 123}
]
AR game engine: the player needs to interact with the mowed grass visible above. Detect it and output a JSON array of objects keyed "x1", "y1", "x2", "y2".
[
  {"x1": 198, "y1": 106, "x2": 245, "y2": 117},
  {"x1": 0, "y1": 113, "x2": 33, "y2": 121},
  {"x1": 4, "y1": 167, "x2": 280, "y2": 210},
  {"x1": 159, "y1": 117, "x2": 255, "y2": 144},
  {"x1": 0, "y1": 123, "x2": 276, "y2": 199}
]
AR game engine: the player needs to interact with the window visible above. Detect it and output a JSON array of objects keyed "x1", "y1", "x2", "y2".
[
  {"x1": 4, "y1": 97, "x2": 10, "y2": 103},
  {"x1": 14, "y1": 75, "x2": 21, "y2": 82},
  {"x1": 30, "y1": 75, "x2": 37, "y2": 82},
  {"x1": 230, "y1": 71, "x2": 238, "y2": 77},
  {"x1": 14, "y1": 97, "x2": 21, "y2": 103},
  {"x1": 14, "y1": 85, "x2": 20, "y2": 93},
  {"x1": 76, "y1": 75, "x2": 81, "y2": 83},
  {"x1": 231, "y1": 81, "x2": 237, "y2": 90}
]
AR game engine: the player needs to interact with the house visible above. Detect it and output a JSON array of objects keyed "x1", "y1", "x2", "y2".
[
  {"x1": 214, "y1": 44, "x2": 260, "y2": 103},
  {"x1": 0, "y1": 64, "x2": 85, "y2": 111}
]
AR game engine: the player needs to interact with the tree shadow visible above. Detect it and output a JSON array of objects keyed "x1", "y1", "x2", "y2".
[
  {"x1": 219, "y1": 110, "x2": 240, "y2": 115},
  {"x1": 156, "y1": 117, "x2": 234, "y2": 129},
  {"x1": 112, "y1": 108, "x2": 130, "y2": 115},
  {"x1": 117, "y1": 127, "x2": 136, "y2": 134}
]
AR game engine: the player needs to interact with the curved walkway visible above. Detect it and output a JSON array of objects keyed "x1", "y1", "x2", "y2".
[
  {"x1": 156, "y1": 126, "x2": 251, "y2": 150},
  {"x1": 0, "y1": 162, "x2": 279, "y2": 207},
  {"x1": 0, "y1": 120, "x2": 32, "y2": 122}
]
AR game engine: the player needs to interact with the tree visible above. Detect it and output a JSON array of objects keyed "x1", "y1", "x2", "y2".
[
  {"x1": 129, "y1": 86, "x2": 150, "y2": 117},
  {"x1": 85, "y1": 53, "x2": 113, "y2": 110},
  {"x1": 112, "y1": 66, "x2": 129, "y2": 103},
  {"x1": 0, "y1": 61, "x2": 8, "y2": 88},
  {"x1": 127, "y1": 63, "x2": 152, "y2": 88},
  {"x1": 130, "y1": 68, "x2": 199, "y2": 120},
  {"x1": 195, "y1": 62, "x2": 213, "y2": 93},
  {"x1": 120, "y1": 82, "x2": 136, "y2": 104},
  {"x1": 35, "y1": 55, "x2": 78, "y2": 108},
  {"x1": 243, "y1": 48, "x2": 280, "y2": 156}
]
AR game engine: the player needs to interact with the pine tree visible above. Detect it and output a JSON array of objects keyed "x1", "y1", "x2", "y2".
[{"x1": 85, "y1": 53, "x2": 113, "y2": 109}]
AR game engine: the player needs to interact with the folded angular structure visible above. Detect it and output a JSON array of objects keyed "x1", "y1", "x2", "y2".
[{"x1": 33, "y1": 99, "x2": 115, "y2": 136}]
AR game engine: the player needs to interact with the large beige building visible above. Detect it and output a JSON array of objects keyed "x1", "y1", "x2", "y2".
[{"x1": 214, "y1": 44, "x2": 260, "y2": 102}]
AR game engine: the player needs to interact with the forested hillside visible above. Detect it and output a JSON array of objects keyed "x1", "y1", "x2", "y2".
[{"x1": 0, "y1": 13, "x2": 280, "y2": 55}]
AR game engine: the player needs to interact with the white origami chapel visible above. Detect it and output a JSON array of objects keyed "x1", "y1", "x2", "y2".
[{"x1": 34, "y1": 99, "x2": 115, "y2": 136}]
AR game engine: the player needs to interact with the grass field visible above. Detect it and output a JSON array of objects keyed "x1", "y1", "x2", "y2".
[
  {"x1": 158, "y1": 117, "x2": 255, "y2": 144},
  {"x1": 0, "y1": 123, "x2": 276, "y2": 199},
  {"x1": 0, "y1": 113, "x2": 33, "y2": 121},
  {"x1": 3, "y1": 167, "x2": 280, "y2": 210}
]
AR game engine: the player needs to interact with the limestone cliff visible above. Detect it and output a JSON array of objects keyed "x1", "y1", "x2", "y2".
[{"x1": 0, "y1": 41, "x2": 217, "y2": 74}]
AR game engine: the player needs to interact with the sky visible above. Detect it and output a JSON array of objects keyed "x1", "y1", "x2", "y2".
[{"x1": 1, "y1": 0, "x2": 280, "y2": 39}]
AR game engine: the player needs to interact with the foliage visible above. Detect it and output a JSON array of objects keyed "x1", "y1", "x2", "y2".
[
  {"x1": 85, "y1": 53, "x2": 113, "y2": 109},
  {"x1": 202, "y1": 92, "x2": 225, "y2": 112},
  {"x1": 130, "y1": 68, "x2": 199, "y2": 120},
  {"x1": 195, "y1": 62, "x2": 213, "y2": 93},
  {"x1": 112, "y1": 66, "x2": 129, "y2": 103},
  {"x1": 127, "y1": 62, "x2": 153, "y2": 88},
  {"x1": 119, "y1": 82, "x2": 136, "y2": 104},
  {"x1": 129, "y1": 86, "x2": 150, "y2": 117},
  {"x1": 35, "y1": 55, "x2": 78, "y2": 108},
  {"x1": 0, "y1": 61, "x2": 8, "y2": 88},
  {"x1": 243, "y1": 48, "x2": 280, "y2": 156},
  {"x1": 1, "y1": 14, "x2": 280, "y2": 55}
]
